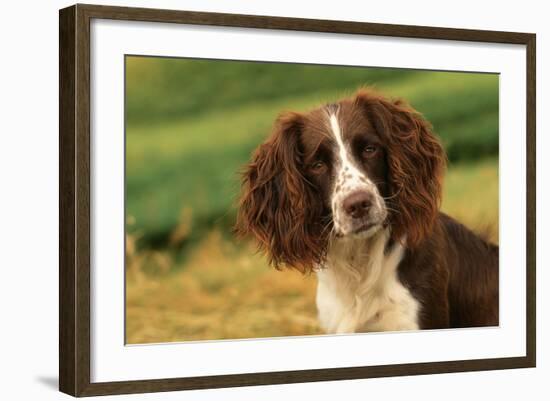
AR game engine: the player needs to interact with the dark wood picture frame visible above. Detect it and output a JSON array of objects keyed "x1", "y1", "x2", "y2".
[{"x1": 59, "y1": 3, "x2": 536, "y2": 397}]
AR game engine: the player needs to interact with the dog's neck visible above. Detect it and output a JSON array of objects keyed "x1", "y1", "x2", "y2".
[
  {"x1": 323, "y1": 228, "x2": 402, "y2": 276},
  {"x1": 316, "y1": 228, "x2": 418, "y2": 333}
]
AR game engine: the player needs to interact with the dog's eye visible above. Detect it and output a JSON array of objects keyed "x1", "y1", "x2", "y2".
[
  {"x1": 362, "y1": 145, "x2": 378, "y2": 158},
  {"x1": 309, "y1": 161, "x2": 327, "y2": 174}
]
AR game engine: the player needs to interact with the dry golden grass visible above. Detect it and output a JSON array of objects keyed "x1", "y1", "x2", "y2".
[
  {"x1": 126, "y1": 231, "x2": 321, "y2": 344},
  {"x1": 126, "y1": 159, "x2": 498, "y2": 344},
  {"x1": 442, "y1": 158, "x2": 499, "y2": 243}
]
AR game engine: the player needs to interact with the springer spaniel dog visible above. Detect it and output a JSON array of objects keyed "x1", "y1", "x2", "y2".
[{"x1": 235, "y1": 89, "x2": 498, "y2": 333}]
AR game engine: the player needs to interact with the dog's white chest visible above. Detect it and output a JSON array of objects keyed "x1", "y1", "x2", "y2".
[{"x1": 315, "y1": 231, "x2": 420, "y2": 333}]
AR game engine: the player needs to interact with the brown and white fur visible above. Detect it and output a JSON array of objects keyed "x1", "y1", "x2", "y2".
[{"x1": 235, "y1": 89, "x2": 498, "y2": 333}]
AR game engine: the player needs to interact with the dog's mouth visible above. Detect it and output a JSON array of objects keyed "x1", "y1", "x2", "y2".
[
  {"x1": 351, "y1": 221, "x2": 383, "y2": 238},
  {"x1": 352, "y1": 222, "x2": 376, "y2": 234},
  {"x1": 333, "y1": 220, "x2": 382, "y2": 239},
  {"x1": 330, "y1": 206, "x2": 387, "y2": 239}
]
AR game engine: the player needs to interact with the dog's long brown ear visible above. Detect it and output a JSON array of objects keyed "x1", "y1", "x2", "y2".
[
  {"x1": 356, "y1": 90, "x2": 446, "y2": 247},
  {"x1": 235, "y1": 112, "x2": 325, "y2": 273}
]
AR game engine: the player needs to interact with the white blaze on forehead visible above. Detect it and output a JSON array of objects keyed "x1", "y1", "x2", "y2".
[
  {"x1": 329, "y1": 114, "x2": 348, "y2": 167},
  {"x1": 328, "y1": 113, "x2": 363, "y2": 178}
]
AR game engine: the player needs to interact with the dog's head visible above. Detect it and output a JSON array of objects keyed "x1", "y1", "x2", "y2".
[{"x1": 235, "y1": 89, "x2": 445, "y2": 272}]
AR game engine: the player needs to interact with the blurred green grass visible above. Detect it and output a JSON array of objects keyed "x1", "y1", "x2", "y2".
[
  {"x1": 126, "y1": 57, "x2": 498, "y2": 247},
  {"x1": 126, "y1": 58, "x2": 418, "y2": 124}
]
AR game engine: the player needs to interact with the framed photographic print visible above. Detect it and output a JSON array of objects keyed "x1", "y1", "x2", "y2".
[{"x1": 59, "y1": 3, "x2": 536, "y2": 397}]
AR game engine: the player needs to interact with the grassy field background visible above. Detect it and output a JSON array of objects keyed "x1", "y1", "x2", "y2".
[{"x1": 125, "y1": 56, "x2": 499, "y2": 344}]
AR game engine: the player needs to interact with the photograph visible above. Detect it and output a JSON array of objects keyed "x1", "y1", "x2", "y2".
[{"x1": 124, "y1": 56, "x2": 499, "y2": 344}]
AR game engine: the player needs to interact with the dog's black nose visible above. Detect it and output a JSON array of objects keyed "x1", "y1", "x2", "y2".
[{"x1": 343, "y1": 192, "x2": 372, "y2": 219}]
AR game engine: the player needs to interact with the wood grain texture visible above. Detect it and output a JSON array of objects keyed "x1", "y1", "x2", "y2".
[
  {"x1": 77, "y1": 357, "x2": 533, "y2": 396},
  {"x1": 526, "y1": 34, "x2": 536, "y2": 367},
  {"x1": 75, "y1": 4, "x2": 92, "y2": 395},
  {"x1": 59, "y1": 5, "x2": 76, "y2": 396},
  {"x1": 59, "y1": 4, "x2": 92, "y2": 396},
  {"x1": 58, "y1": 3, "x2": 537, "y2": 397},
  {"x1": 78, "y1": 3, "x2": 532, "y2": 44}
]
